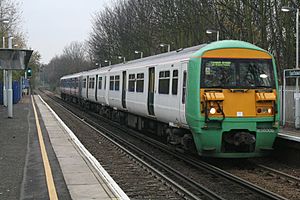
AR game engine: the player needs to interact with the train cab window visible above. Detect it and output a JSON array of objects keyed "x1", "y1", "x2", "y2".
[
  {"x1": 83, "y1": 78, "x2": 86, "y2": 88},
  {"x1": 110, "y1": 76, "x2": 114, "y2": 90},
  {"x1": 128, "y1": 74, "x2": 135, "y2": 92},
  {"x1": 172, "y1": 70, "x2": 178, "y2": 95},
  {"x1": 159, "y1": 70, "x2": 170, "y2": 94},
  {"x1": 115, "y1": 75, "x2": 120, "y2": 91},
  {"x1": 136, "y1": 73, "x2": 144, "y2": 93},
  {"x1": 201, "y1": 59, "x2": 275, "y2": 89},
  {"x1": 98, "y1": 77, "x2": 102, "y2": 90},
  {"x1": 182, "y1": 71, "x2": 187, "y2": 104}
]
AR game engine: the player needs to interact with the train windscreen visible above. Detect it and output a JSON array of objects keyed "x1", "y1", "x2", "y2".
[{"x1": 200, "y1": 58, "x2": 275, "y2": 89}]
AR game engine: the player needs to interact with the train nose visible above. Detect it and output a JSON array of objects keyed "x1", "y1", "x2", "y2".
[{"x1": 233, "y1": 132, "x2": 256, "y2": 146}]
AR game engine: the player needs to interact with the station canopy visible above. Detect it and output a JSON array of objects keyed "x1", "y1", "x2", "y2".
[{"x1": 0, "y1": 49, "x2": 33, "y2": 70}]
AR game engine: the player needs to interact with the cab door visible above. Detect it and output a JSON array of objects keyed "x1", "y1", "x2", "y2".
[{"x1": 179, "y1": 62, "x2": 188, "y2": 124}]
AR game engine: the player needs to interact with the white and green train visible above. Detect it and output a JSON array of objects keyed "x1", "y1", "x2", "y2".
[{"x1": 60, "y1": 40, "x2": 279, "y2": 158}]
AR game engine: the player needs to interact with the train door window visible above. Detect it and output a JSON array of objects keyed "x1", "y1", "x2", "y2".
[
  {"x1": 91, "y1": 78, "x2": 95, "y2": 89},
  {"x1": 83, "y1": 78, "x2": 86, "y2": 88},
  {"x1": 136, "y1": 73, "x2": 144, "y2": 93},
  {"x1": 89, "y1": 77, "x2": 94, "y2": 88},
  {"x1": 159, "y1": 70, "x2": 170, "y2": 94},
  {"x1": 182, "y1": 71, "x2": 187, "y2": 104},
  {"x1": 98, "y1": 77, "x2": 102, "y2": 90},
  {"x1": 110, "y1": 76, "x2": 114, "y2": 90},
  {"x1": 115, "y1": 75, "x2": 120, "y2": 91},
  {"x1": 128, "y1": 74, "x2": 135, "y2": 92},
  {"x1": 172, "y1": 70, "x2": 178, "y2": 95}
]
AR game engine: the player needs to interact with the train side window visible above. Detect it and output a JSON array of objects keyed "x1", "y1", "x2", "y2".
[
  {"x1": 98, "y1": 77, "x2": 102, "y2": 90},
  {"x1": 110, "y1": 76, "x2": 114, "y2": 90},
  {"x1": 115, "y1": 75, "x2": 120, "y2": 91},
  {"x1": 172, "y1": 70, "x2": 178, "y2": 95},
  {"x1": 136, "y1": 73, "x2": 144, "y2": 93},
  {"x1": 159, "y1": 70, "x2": 170, "y2": 94},
  {"x1": 182, "y1": 71, "x2": 187, "y2": 104},
  {"x1": 128, "y1": 74, "x2": 135, "y2": 92},
  {"x1": 83, "y1": 78, "x2": 86, "y2": 88}
]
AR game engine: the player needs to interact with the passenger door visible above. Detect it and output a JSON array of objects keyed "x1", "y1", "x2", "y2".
[
  {"x1": 95, "y1": 75, "x2": 98, "y2": 101},
  {"x1": 147, "y1": 67, "x2": 155, "y2": 116},
  {"x1": 122, "y1": 71, "x2": 127, "y2": 109},
  {"x1": 86, "y1": 76, "x2": 89, "y2": 99}
]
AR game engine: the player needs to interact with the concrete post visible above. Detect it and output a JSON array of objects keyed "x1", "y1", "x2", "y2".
[
  {"x1": 3, "y1": 70, "x2": 7, "y2": 106},
  {"x1": 2, "y1": 36, "x2": 7, "y2": 106},
  {"x1": 7, "y1": 36, "x2": 13, "y2": 118},
  {"x1": 7, "y1": 70, "x2": 12, "y2": 118}
]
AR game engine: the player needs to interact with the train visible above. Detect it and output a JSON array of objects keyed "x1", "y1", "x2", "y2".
[{"x1": 60, "y1": 40, "x2": 279, "y2": 158}]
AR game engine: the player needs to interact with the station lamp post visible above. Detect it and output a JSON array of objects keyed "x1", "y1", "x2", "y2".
[
  {"x1": 2, "y1": 35, "x2": 13, "y2": 107},
  {"x1": 206, "y1": 29, "x2": 220, "y2": 41},
  {"x1": 118, "y1": 56, "x2": 126, "y2": 63},
  {"x1": 282, "y1": 6, "x2": 299, "y2": 91},
  {"x1": 160, "y1": 43, "x2": 171, "y2": 52},
  {"x1": 1, "y1": 18, "x2": 10, "y2": 107},
  {"x1": 134, "y1": 50, "x2": 143, "y2": 58},
  {"x1": 104, "y1": 60, "x2": 111, "y2": 66}
]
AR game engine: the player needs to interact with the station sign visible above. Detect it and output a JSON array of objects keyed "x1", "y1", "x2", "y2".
[
  {"x1": 284, "y1": 69, "x2": 300, "y2": 78},
  {"x1": 0, "y1": 49, "x2": 33, "y2": 70}
]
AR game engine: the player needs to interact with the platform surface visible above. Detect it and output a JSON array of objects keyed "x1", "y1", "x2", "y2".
[
  {"x1": 279, "y1": 126, "x2": 300, "y2": 142},
  {"x1": 0, "y1": 95, "x2": 127, "y2": 200}
]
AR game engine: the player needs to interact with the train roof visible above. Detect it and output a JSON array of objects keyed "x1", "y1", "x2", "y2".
[
  {"x1": 61, "y1": 40, "x2": 271, "y2": 80},
  {"x1": 97, "y1": 43, "x2": 207, "y2": 74},
  {"x1": 192, "y1": 40, "x2": 271, "y2": 57}
]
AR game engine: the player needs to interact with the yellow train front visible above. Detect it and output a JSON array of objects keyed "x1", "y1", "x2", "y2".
[{"x1": 186, "y1": 40, "x2": 279, "y2": 158}]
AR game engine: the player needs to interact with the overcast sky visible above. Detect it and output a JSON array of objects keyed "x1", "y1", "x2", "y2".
[{"x1": 21, "y1": 0, "x2": 109, "y2": 64}]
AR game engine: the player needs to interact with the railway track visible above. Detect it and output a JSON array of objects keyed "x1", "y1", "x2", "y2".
[
  {"x1": 208, "y1": 159, "x2": 300, "y2": 200},
  {"x1": 38, "y1": 90, "x2": 287, "y2": 200},
  {"x1": 257, "y1": 164, "x2": 300, "y2": 183},
  {"x1": 38, "y1": 90, "x2": 217, "y2": 200}
]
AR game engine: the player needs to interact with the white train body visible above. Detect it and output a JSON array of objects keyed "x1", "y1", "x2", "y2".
[{"x1": 60, "y1": 45, "x2": 203, "y2": 128}]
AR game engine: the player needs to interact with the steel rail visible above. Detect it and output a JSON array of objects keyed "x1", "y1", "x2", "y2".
[{"x1": 257, "y1": 164, "x2": 300, "y2": 182}]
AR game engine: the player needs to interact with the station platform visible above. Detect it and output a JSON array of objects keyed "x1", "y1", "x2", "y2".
[
  {"x1": 279, "y1": 127, "x2": 300, "y2": 142},
  {"x1": 0, "y1": 95, "x2": 128, "y2": 200}
]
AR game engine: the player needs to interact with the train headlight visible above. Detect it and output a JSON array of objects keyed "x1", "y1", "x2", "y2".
[
  {"x1": 210, "y1": 108, "x2": 216, "y2": 114},
  {"x1": 268, "y1": 108, "x2": 272, "y2": 114}
]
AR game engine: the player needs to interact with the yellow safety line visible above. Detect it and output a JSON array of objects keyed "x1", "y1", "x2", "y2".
[{"x1": 31, "y1": 95, "x2": 58, "y2": 200}]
